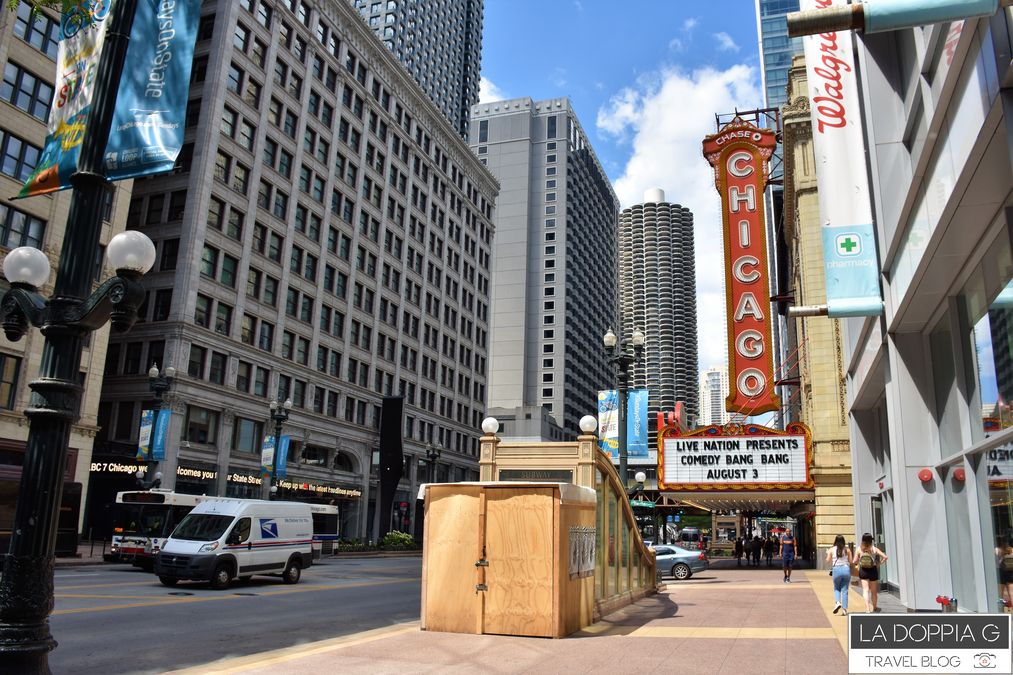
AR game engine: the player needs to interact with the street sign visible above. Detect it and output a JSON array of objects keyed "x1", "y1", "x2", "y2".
[
  {"x1": 673, "y1": 515, "x2": 681, "y2": 522},
  {"x1": 630, "y1": 499, "x2": 654, "y2": 509},
  {"x1": 666, "y1": 515, "x2": 673, "y2": 523}
]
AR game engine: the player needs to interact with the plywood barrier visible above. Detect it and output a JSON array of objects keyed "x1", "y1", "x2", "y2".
[{"x1": 421, "y1": 482, "x2": 596, "y2": 638}]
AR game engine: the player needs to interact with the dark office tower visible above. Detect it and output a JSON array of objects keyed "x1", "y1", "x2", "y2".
[
  {"x1": 619, "y1": 189, "x2": 699, "y2": 425},
  {"x1": 350, "y1": 0, "x2": 483, "y2": 138},
  {"x1": 471, "y1": 98, "x2": 619, "y2": 437}
]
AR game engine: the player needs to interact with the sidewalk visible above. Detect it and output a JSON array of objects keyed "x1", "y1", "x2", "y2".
[{"x1": 169, "y1": 565, "x2": 852, "y2": 675}]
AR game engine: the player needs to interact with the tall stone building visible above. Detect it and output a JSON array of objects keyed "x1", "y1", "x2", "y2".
[
  {"x1": 619, "y1": 189, "x2": 698, "y2": 427},
  {"x1": 782, "y1": 55, "x2": 854, "y2": 562},
  {"x1": 0, "y1": 3, "x2": 134, "y2": 542},
  {"x1": 470, "y1": 97, "x2": 618, "y2": 437},
  {"x1": 349, "y1": 0, "x2": 482, "y2": 138},
  {"x1": 96, "y1": 0, "x2": 498, "y2": 540}
]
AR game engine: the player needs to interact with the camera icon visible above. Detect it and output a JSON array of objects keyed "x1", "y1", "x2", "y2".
[{"x1": 974, "y1": 652, "x2": 995, "y2": 669}]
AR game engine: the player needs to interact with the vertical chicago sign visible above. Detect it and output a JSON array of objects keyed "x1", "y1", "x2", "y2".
[{"x1": 702, "y1": 118, "x2": 780, "y2": 415}]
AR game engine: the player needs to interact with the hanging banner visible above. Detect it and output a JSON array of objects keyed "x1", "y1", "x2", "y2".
[
  {"x1": 19, "y1": 0, "x2": 114, "y2": 197},
  {"x1": 702, "y1": 117, "x2": 781, "y2": 415},
  {"x1": 103, "y1": 0, "x2": 201, "y2": 180},
  {"x1": 598, "y1": 390, "x2": 619, "y2": 457},
  {"x1": 136, "y1": 408, "x2": 154, "y2": 461},
  {"x1": 151, "y1": 408, "x2": 171, "y2": 461},
  {"x1": 260, "y1": 435, "x2": 275, "y2": 477},
  {"x1": 627, "y1": 389, "x2": 649, "y2": 458},
  {"x1": 18, "y1": 0, "x2": 202, "y2": 198},
  {"x1": 275, "y1": 435, "x2": 290, "y2": 479},
  {"x1": 801, "y1": 0, "x2": 884, "y2": 317}
]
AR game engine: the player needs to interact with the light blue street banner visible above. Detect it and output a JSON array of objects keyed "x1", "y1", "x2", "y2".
[
  {"x1": 822, "y1": 223, "x2": 884, "y2": 317},
  {"x1": 151, "y1": 408, "x2": 170, "y2": 461},
  {"x1": 627, "y1": 389, "x2": 649, "y2": 458},
  {"x1": 136, "y1": 408, "x2": 154, "y2": 461},
  {"x1": 598, "y1": 390, "x2": 618, "y2": 458},
  {"x1": 103, "y1": 0, "x2": 201, "y2": 181},
  {"x1": 275, "y1": 435, "x2": 290, "y2": 479}
]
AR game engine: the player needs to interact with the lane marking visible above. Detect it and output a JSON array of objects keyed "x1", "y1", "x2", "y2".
[
  {"x1": 670, "y1": 583, "x2": 811, "y2": 590},
  {"x1": 165, "y1": 622, "x2": 421, "y2": 674},
  {"x1": 57, "y1": 580, "x2": 160, "y2": 591},
  {"x1": 53, "y1": 578, "x2": 417, "y2": 616}
]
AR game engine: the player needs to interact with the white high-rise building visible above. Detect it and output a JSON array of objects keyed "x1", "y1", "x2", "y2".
[{"x1": 698, "y1": 365, "x2": 730, "y2": 427}]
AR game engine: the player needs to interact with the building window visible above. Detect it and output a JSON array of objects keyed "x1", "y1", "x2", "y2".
[
  {"x1": 208, "y1": 351, "x2": 227, "y2": 385},
  {"x1": 188, "y1": 344, "x2": 207, "y2": 378},
  {"x1": 232, "y1": 417, "x2": 263, "y2": 452},
  {"x1": 1, "y1": 62, "x2": 54, "y2": 121},
  {"x1": 13, "y1": 4, "x2": 60, "y2": 59},
  {"x1": 185, "y1": 405, "x2": 219, "y2": 444},
  {"x1": 152, "y1": 289, "x2": 172, "y2": 321},
  {"x1": 0, "y1": 130, "x2": 41, "y2": 182},
  {"x1": 0, "y1": 354, "x2": 21, "y2": 410},
  {"x1": 0, "y1": 203, "x2": 45, "y2": 248},
  {"x1": 236, "y1": 360, "x2": 252, "y2": 392},
  {"x1": 194, "y1": 294, "x2": 212, "y2": 328}
]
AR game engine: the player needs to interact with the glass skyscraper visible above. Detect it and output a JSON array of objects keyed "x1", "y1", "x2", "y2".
[{"x1": 756, "y1": 0, "x2": 803, "y2": 111}]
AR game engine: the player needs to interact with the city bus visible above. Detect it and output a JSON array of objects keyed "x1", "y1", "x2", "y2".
[
  {"x1": 106, "y1": 490, "x2": 341, "y2": 568},
  {"x1": 106, "y1": 490, "x2": 206, "y2": 570}
]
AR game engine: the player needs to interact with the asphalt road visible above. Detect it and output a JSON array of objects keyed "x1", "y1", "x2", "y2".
[{"x1": 48, "y1": 556, "x2": 421, "y2": 674}]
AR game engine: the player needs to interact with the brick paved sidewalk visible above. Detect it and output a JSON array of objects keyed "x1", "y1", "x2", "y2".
[{"x1": 170, "y1": 565, "x2": 849, "y2": 675}]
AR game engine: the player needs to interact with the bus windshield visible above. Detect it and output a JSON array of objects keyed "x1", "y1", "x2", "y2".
[
  {"x1": 171, "y1": 514, "x2": 234, "y2": 542},
  {"x1": 113, "y1": 505, "x2": 170, "y2": 537}
]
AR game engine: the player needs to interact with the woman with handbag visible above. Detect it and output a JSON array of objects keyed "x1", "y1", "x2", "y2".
[
  {"x1": 826, "y1": 535, "x2": 852, "y2": 615},
  {"x1": 857, "y1": 533, "x2": 888, "y2": 613}
]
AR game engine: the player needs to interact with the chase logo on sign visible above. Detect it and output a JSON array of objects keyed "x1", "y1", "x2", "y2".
[
  {"x1": 259, "y1": 519, "x2": 278, "y2": 539},
  {"x1": 835, "y1": 233, "x2": 861, "y2": 257}
]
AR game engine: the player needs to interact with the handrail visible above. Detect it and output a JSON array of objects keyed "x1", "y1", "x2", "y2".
[{"x1": 593, "y1": 448, "x2": 655, "y2": 566}]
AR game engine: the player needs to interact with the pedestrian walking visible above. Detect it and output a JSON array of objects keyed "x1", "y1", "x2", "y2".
[
  {"x1": 826, "y1": 535, "x2": 852, "y2": 616},
  {"x1": 857, "y1": 533, "x2": 888, "y2": 612},
  {"x1": 996, "y1": 533, "x2": 1013, "y2": 610},
  {"x1": 735, "y1": 537, "x2": 744, "y2": 566},
  {"x1": 752, "y1": 536, "x2": 761, "y2": 566},
  {"x1": 764, "y1": 536, "x2": 775, "y2": 567},
  {"x1": 780, "y1": 528, "x2": 798, "y2": 582}
]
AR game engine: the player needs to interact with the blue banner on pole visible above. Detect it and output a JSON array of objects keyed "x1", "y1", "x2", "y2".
[
  {"x1": 822, "y1": 223, "x2": 884, "y2": 317},
  {"x1": 275, "y1": 436, "x2": 290, "y2": 479},
  {"x1": 103, "y1": 0, "x2": 201, "y2": 181},
  {"x1": 627, "y1": 389, "x2": 649, "y2": 457},
  {"x1": 151, "y1": 408, "x2": 170, "y2": 461},
  {"x1": 136, "y1": 408, "x2": 154, "y2": 461}
]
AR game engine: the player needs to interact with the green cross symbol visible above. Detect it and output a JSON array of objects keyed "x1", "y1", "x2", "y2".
[{"x1": 839, "y1": 237, "x2": 858, "y2": 253}]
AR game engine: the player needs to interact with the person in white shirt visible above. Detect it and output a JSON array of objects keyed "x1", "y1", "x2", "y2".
[{"x1": 826, "y1": 535, "x2": 853, "y2": 616}]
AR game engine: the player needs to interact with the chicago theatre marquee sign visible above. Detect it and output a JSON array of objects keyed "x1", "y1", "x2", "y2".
[
  {"x1": 703, "y1": 118, "x2": 780, "y2": 415},
  {"x1": 658, "y1": 422, "x2": 814, "y2": 492}
]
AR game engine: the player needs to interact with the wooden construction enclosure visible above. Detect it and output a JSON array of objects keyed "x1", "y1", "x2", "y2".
[{"x1": 422, "y1": 482, "x2": 596, "y2": 638}]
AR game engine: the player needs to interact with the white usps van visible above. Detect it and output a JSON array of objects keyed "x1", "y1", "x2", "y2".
[{"x1": 154, "y1": 498, "x2": 313, "y2": 589}]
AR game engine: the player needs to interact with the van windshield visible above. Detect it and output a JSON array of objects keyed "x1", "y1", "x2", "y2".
[{"x1": 171, "y1": 514, "x2": 234, "y2": 542}]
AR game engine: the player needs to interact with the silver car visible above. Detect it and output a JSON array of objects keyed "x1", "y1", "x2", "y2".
[{"x1": 653, "y1": 545, "x2": 709, "y2": 580}]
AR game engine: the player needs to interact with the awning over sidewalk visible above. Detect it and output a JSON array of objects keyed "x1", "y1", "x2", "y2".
[{"x1": 661, "y1": 490, "x2": 815, "y2": 513}]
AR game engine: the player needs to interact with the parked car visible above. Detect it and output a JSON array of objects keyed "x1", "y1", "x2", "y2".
[{"x1": 653, "y1": 545, "x2": 709, "y2": 580}]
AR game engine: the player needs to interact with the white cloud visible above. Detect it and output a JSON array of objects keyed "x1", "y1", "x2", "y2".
[
  {"x1": 597, "y1": 64, "x2": 762, "y2": 374},
  {"x1": 713, "y1": 32, "x2": 740, "y2": 52},
  {"x1": 478, "y1": 76, "x2": 509, "y2": 104},
  {"x1": 550, "y1": 67, "x2": 568, "y2": 88},
  {"x1": 669, "y1": 17, "x2": 700, "y2": 53},
  {"x1": 573, "y1": 0, "x2": 584, "y2": 11}
]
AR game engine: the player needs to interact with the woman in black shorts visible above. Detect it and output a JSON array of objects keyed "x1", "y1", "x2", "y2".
[
  {"x1": 857, "y1": 533, "x2": 888, "y2": 612},
  {"x1": 997, "y1": 534, "x2": 1013, "y2": 609}
]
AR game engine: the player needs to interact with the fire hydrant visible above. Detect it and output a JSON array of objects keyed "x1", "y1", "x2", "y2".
[{"x1": 936, "y1": 595, "x2": 958, "y2": 613}]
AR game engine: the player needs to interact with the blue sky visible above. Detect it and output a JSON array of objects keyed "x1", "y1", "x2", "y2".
[{"x1": 479, "y1": 0, "x2": 767, "y2": 377}]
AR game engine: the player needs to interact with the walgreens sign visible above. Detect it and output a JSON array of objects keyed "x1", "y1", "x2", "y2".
[{"x1": 703, "y1": 118, "x2": 780, "y2": 415}]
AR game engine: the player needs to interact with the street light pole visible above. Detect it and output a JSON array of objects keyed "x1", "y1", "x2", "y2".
[
  {"x1": 264, "y1": 398, "x2": 291, "y2": 500},
  {"x1": 603, "y1": 328, "x2": 646, "y2": 488},
  {"x1": 425, "y1": 442, "x2": 442, "y2": 484},
  {"x1": 139, "y1": 364, "x2": 175, "y2": 488},
  {"x1": 0, "y1": 2, "x2": 146, "y2": 668}
]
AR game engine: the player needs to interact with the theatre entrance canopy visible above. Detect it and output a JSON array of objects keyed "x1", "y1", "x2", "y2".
[{"x1": 657, "y1": 422, "x2": 815, "y2": 513}]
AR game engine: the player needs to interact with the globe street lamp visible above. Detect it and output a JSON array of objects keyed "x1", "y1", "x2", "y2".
[
  {"x1": 603, "y1": 327, "x2": 646, "y2": 488},
  {"x1": 425, "y1": 442, "x2": 443, "y2": 484},
  {"x1": 264, "y1": 398, "x2": 292, "y2": 500}
]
